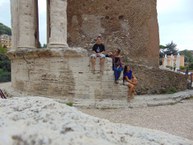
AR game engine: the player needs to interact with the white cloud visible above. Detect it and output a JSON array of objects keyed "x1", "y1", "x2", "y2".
[
  {"x1": 0, "y1": 0, "x2": 7, "y2": 7},
  {"x1": 157, "y1": 0, "x2": 193, "y2": 50},
  {"x1": 38, "y1": 0, "x2": 47, "y2": 44},
  {"x1": 157, "y1": 0, "x2": 184, "y2": 14}
]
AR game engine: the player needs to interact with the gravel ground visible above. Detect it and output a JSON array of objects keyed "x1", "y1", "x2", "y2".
[
  {"x1": 80, "y1": 99, "x2": 193, "y2": 141},
  {"x1": 1, "y1": 82, "x2": 193, "y2": 141}
]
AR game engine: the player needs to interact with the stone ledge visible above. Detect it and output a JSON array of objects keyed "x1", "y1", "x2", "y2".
[
  {"x1": 1, "y1": 82, "x2": 193, "y2": 109},
  {"x1": 7, "y1": 47, "x2": 88, "y2": 59},
  {"x1": 65, "y1": 90, "x2": 193, "y2": 109}
]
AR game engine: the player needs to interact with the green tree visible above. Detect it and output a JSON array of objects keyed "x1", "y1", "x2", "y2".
[
  {"x1": 180, "y1": 50, "x2": 193, "y2": 70},
  {"x1": 42, "y1": 44, "x2": 47, "y2": 48},
  {"x1": 0, "y1": 45, "x2": 11, "y2": 82},
  {"x1": 160, "y1": 42, "x2": 178, "y2": 57},
  {"x1": 0, "y1": 23, "x2": 12, "y2": 35},
  {"x1": 164, "y1": 41, "x2": 178, "y2": 55},
  {"x1": 180, "y1": 50, "x2": 193, "y2": 63},
  {"x1": 0, "y1": 44, "x2": 7, "y2": 54},
  {"x1": 159, "y1": 42, "x2": 178, "y2": 65}
]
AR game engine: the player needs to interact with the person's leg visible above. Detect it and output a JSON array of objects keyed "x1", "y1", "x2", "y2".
[
  {"x1": 128, "y1": 83, "x2": 135, "y2": 99},
  {"x1": 117, "y1": 68, "x2": 122, "y2": 80},
  {"x1": 131, "y1": 78, "x2": 138, "y2": 95},
  {"x1": 90, "y1": 57, "x2": 96, "y2": 73},
  {"x1": 132, "y1": 78, "x2": 138, "y2": 85},
  {"x1": 114, "y1": 68, "x2": 119, "y2": 83},
  {"x1": 100, "y1": 57, "x2": 105, "y2": 73}
]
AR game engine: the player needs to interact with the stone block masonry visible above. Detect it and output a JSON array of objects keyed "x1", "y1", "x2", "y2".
[
  {"x1": 8, "y1": 48, "x2": 187, "y2": 99},
  {"x1": 8, "y1": 49, "x2": 128, "y2": 99},
  {"x1": 67, "y1": 0, "x2": 159, "y2": 67}
]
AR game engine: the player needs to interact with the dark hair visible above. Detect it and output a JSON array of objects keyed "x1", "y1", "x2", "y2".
[
  {"x1": 117, "y1": 48, "x2": 121, "y2": 55},
  {"x1": 97, "y1": 36, "x2": 102, "y2": 39},
  {"x1": 123, "y1": 65, "x2": 128, "y2": 83},
  {"x1": 123, "y1": 65, "x2": 128, "y2": 75}
]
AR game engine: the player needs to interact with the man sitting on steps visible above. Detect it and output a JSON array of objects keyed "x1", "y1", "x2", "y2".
[{"x1": 90, "y1": 36, "x2": 106, "y2": 74}]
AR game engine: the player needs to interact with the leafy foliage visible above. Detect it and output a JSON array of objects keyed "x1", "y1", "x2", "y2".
[
  {"x1": 0, "y1": 23, "x2": 11, "y2": 35},
  {"x1": 180, "y1": 50, "x2": 193, "y2": 63},
  {"x1": 66, "y1": 102, "x2": 73, "y2": 107},
  {"x1": 160, "y1": 41, "x2": 178, "y2": 57},
  {"x1": 0, "y1": 45, "x2": 7, "y2": 54},
  {"x1": 179, "y1": 50, "x2": 193, "y2": 70},
  {"x1": 0, "y1": 45, "x2": 11, "y2": 82}
]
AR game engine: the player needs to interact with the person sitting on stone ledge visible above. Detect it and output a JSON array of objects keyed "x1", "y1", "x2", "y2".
[
  {"x1": 108, "y1": 48, "x2": 124, "y2": 84},
  {"x1": 90, "y1": 36, "x2": 106, "y2": 74},
  {"x1": 123, "y1": 65, "x2": 138, "y2": 101}
]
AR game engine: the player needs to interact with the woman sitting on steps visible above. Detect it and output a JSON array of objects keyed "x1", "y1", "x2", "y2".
[{"x1": 123, "y1": 65, "x2": 138, "y2": 101}]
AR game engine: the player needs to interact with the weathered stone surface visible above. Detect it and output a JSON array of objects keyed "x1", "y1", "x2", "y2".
[
  {"x1": 7, "y1": 48, "x2": 186, "y2": 98},
  {"x1": 130, "y1": 64, "x2": 187, "y2": 94},
  {"x1": 48, "y1": 0, "x2": 68, "y2": 48},
  {"x1": 17, "y1": 0, "x2": 38, "y2": 48},
  {"x1": 0, "y1": 97, "x2": 192, "y2": 145},
  {"x1": 8, "y1": 0, "x2": 186, "y2": 98},
  {"x1": 67, "y1": 0, "x2": 159, "y2": 67},
  {"x1": 8, "y1": 50, "x2": 128, "y2": 99}
]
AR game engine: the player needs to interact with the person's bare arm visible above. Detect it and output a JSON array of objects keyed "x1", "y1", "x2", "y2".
[
  {"x1": 125, "y1": 76, "x2": 133, "y2": 84},
  {"x1": 132, "y1": 74, "x2": 138, "y2": 85},
  {"x1": 120, "y1": 56, "x2": 124, "y2": 65}
]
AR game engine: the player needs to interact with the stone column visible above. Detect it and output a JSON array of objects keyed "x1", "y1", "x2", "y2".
[
  {"x1": 34, "y1": 0, "x2": 40, "y2": 48},
  {"x1": 171, "y1": 54, "x2": 174, "y2": 68},
  {"x1": 10, "y1": 0, "x2": 19, "y2": 51},
  {"x1": 176, "y1": 53, "x2": 181, "y2": 71},
  {"x1": 17, "y1": 0, "x2": 37, "y2": 49},
  {"x1": 163, "y1": 55, "x2": 167, "y2": 68},
  {"x1": 47, "y1": 0, "x2": 51, "y2": 44},
  {"x1": 48, "y1": 0, "x2": 68, "y2": 48}
]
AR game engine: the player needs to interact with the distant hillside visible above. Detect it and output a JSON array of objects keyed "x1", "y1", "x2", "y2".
[{"x1": 0, "y1": 23, "x2": 11, "y2": 35}]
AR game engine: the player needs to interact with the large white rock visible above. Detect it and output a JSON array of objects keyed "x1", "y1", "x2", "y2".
[{"x1": 0, "y1": 97, "x2": 192, "y2": 145}]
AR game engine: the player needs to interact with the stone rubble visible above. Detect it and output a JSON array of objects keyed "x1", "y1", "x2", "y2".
[{"x1": 0, "y1": 97, "x2": 192, "y2": 145}]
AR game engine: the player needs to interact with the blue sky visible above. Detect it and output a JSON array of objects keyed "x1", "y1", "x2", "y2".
[{"x1": 0, "y1": 0, "x2": 192, "y2": 50}]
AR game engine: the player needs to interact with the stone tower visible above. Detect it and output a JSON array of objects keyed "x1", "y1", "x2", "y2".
[{"x1": 67, "y1": 0, "x2": 160, "y2": 67}]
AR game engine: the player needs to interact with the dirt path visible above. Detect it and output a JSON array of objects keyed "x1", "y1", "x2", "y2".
[
  {"x1": 80, "y1": 99, "x2": 193, "y2": 141},
  {"x1": 1, "y1": 82, "x2": 193, "y2": 140}
]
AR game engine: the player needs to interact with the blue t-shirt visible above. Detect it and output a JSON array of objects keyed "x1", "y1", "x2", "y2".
[{"x1": 124, "y1": 70, "x2": 132, "y2": 80}]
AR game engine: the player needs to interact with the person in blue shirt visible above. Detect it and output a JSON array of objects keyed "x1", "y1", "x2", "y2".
[{"x1": 123, "y1": 65, "x2": 137, "y2": 101}]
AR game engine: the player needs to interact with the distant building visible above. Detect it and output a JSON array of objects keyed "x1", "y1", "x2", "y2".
[
  {"x1": 161, "y1": 54, "x2": 184, "y2": 71},
  {"x1": 0, "y1": 34, "x2": 12, "y2": 48}
]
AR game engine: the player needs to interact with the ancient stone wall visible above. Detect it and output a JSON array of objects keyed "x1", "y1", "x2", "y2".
[
  {"x1": 67, "y1": 0, "x2": 159, "y2": 67},
  {"x1": 8, "y1": 49, "x2": 186, "y2": 98},
  {"x1": 9, "y1": 50, "x2": 128, "y2": 99},
  {"x1": 131, "y1": 64, "x2": 187, "y2": 94}
]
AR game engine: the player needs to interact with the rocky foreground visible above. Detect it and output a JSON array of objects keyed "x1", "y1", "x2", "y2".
[{"x1": 0, "y1": 97, "x2": 193, "y2": 145}]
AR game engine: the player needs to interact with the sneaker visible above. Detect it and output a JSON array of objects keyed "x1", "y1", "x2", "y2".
[{"x1": 115, "y1": 80, "x2": 119, "y2": 84}]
